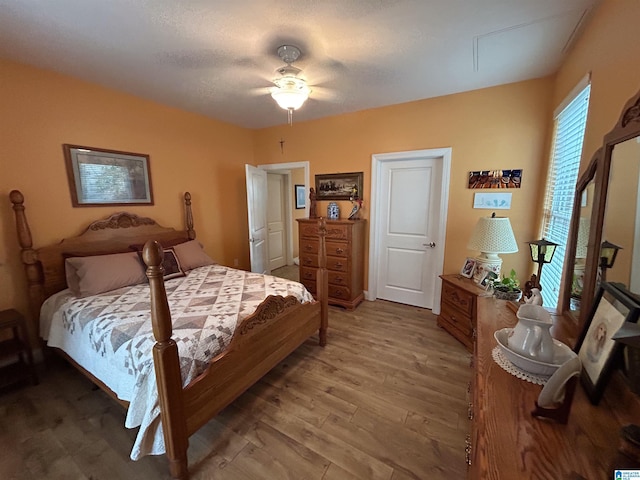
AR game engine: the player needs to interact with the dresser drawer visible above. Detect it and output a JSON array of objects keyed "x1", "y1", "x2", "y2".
[
  {"x1": 300, "y1": 240, "x2": 318, "y2": 255},
  {"x1": 300, "y1": 254, "x2": 318, "y2": 268},
  {"x1": 326, "y1": 256, "x2": 349, "y2": 272},
  {"x1": 442, "y1": 281, "x2": 475, "y2": 317},
  {"x1": 326, "y1": 241, "x2": 349, "y2": 257},
  {"x1": 299, "y1": 222, "x2": 350, "y2": 240},
  {"x1": 329, "y1": 270, "x2": 350, "y2": 286},
  {"x1": 301, "y1": 278, "x2": 316, "y2": 295},
  {"x1": 439, "y1": 302, "x2": 473, "y2": 336},
  {"x1": 300, "y1": 266, "x2": 317, "y2": 283},
  {"x1": 328, "y1": 284, "x2": 351, "y2": 301}
]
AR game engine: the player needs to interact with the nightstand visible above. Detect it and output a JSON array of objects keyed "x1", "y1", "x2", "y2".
[{"x1": 0, "y1": 309, "x2": 38, "y2": 389}]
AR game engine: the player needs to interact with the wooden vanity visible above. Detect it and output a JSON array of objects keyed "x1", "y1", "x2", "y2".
[{"x1": 470, "y1": 297, "x2": 640, "y2": 478}]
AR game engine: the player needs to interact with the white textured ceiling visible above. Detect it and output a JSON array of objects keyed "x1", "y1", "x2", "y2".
[{"x1": 0, "y1": 0, "x2": 599, "y2": 129}]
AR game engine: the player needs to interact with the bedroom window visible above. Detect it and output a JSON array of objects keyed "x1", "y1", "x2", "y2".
[{"x1": 539, "y1": 78, "x2": 591, "y2": 309}]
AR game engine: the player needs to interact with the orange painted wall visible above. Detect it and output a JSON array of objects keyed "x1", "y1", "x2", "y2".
[
  {"x1": 254, "y1": 78, "x2": 555, "y2": 288},
  {"x1": 0, "y1": 59, "x2": 254, "y2": 319},
  {"x1": 554, "y1": 0, "x2": 640, "y2": 169}
]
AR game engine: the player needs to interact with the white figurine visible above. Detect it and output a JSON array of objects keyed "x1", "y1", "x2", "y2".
[{"x1": 525, "y1": 288, "x2": 544, "y2": 306}]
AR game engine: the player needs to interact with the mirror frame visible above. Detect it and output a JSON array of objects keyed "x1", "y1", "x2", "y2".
[
  {"x1": 561, "y1": 87, "x2": 640, "y2": 334},
  {"x1": 561, "y1": 149, "x2": 599, "y2": 327}
]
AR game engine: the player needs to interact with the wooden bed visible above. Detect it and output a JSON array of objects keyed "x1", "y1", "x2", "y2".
[{"x1": 10, "y1": 190, "x2": 328, "y2": 480}]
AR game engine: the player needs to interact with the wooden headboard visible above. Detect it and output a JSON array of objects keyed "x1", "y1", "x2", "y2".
[{"x1": 10, "y1": 190, "x2": 196, "y2": 327}]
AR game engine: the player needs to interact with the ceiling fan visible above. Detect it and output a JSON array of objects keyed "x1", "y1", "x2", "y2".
[{"x1": 270, "y1": 45, "x2": 312, "y2": 125}]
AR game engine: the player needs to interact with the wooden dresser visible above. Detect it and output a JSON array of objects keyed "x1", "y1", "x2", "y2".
[
  {"x1": 438, "y1": 274, "x2": 490, "y2": 352},
  {"x1": 297, "y1": 218, "x2": 365, "y2": 310},
  {"x1": 469, "y1": 297, "x2": 640, "y2": 478}
]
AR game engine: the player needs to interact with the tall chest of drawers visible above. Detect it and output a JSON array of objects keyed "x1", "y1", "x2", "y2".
[{"x1": 297, "y1": 218, "x2": 365, "y2": 310}]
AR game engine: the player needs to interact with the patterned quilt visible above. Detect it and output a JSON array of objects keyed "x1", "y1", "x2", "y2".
[{"x1": 40, "y1": 264, "x2": 314, "y2": 460}]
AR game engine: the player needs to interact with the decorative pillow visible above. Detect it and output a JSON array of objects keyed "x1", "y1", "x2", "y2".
[
  {"x1": 159, "y1": 248, "x2": 186, "y2": 280},
  {"x1": 65, "y1": 251, "x2": 147, "y2": 298},
  {"x1": 172, "y1": 240, "x2": 215, "y2": 271}
]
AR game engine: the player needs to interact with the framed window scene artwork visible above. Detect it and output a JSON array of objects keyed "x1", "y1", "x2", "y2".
[
  {"x1": 575, "y1": 282, "x2": 640, "y2": 404},
  {"x1": 63, "y1": 144, "x2": 153, "y2": 207},
  {"x1": 295, "y1": 184, "x2": 306, "y2": 209}
]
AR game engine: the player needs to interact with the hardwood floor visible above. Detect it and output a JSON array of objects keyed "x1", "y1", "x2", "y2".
[{"x1": 0, "y1": 300, "x2": 471, "y2": 480}]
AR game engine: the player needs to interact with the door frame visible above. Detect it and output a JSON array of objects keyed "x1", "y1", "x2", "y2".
[
  {"x1": 368, "y1": 148, "x2": 451, "y2": 314},
  {"x1": 259, "y1": 161, "x2": 310, "y2": 266}
]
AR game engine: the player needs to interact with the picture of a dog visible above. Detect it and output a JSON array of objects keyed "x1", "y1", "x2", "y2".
[{"x1": 586, "y1": 321, "x2": 607, "y2": 363}]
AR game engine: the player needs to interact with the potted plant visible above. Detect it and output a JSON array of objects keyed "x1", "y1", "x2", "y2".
[{"x1": 490, "y1": 269, "x2": 522, "y2": 301}]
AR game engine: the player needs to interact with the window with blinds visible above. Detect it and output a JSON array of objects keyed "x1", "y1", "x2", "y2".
[{"x1": 539, "y1": 82, "x2": 591, "y2": 309}]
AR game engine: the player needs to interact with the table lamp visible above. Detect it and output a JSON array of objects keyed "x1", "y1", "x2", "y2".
[{"x1": 467, "y1": 213, "x2": 518, "y2": 282}]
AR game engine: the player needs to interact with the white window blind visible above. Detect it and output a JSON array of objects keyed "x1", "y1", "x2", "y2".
[{"x1": 539, "y1": 82, "x2": 591, "y2": 308}]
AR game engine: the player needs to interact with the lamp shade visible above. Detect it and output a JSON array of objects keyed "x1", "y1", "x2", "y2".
[
  {"x1": 600, "y1": 240, "x2": 622, "y2": 268},
  {"x1": 271, "y1": 76, "x2": 310, "y2": 110},
  {"x1": 527, "y1": 238, "x2": 559, "y2": 264},
  {"x1": 467, "y1": 215, "x2": 519, "y2": 256}
]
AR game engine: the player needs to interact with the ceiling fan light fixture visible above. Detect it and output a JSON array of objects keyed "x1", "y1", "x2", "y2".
[
  {"x1": 271, "y1": 76, "x2": 310, "y2": 111},
  {"x1": 270, "y1": 45, "x2": 311, "y2": 125}
]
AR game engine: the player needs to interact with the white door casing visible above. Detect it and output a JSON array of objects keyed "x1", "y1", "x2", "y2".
[
  {"x1": 267, "y1": 173, "x2": 287, "y2": 271},
  {"x1": 369, "y1": 149, "x2": 451, "y2": 313},
  {"x1": 245, "y1": 164, "x2": 269, "y2": 274}
]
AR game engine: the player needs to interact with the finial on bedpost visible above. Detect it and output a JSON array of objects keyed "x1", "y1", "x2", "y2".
[
  {"x1": 317, "y1": 217, "x2": 328, "y2": 346},
  {"x1": 142, "y1": 239, "x2": 189, "y2": 479},
  {"x1": 10, "y1": 190, "x2": 45, "y2": 326},
  {"x1": 184, "y1": 192, "x2": 195, "y2": 240}
]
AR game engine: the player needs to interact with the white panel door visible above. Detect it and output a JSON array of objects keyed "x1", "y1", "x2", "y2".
[
  {"x1": 245, "y1": 164, "x2": 269, "y2": 274},
  {"x1": 376, "y1": 157, "x2": 442, "y2": 308},
  {"x1": 267, "y1": 173, "x2": 287, "y2": 271}
]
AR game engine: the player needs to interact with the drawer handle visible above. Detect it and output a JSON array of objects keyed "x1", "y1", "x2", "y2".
[
  {"x1": 468, "y1": 402, "x2": 474, "y2": 420},
  {"x1": 305, "y1": 244, "x2": 313, "y2": 251},
  {"x1": 465, "y1": 435, "x2": 472, "y2": 466},
  {"x1": 335, "y1": 247, "x2": 344, "y2": 254},
  {"x1": 304, "y1": 258, "x2": 312, "y2": 265},
  {"x1": 304, "y1": 272, "x2": 313, "y2": 279},
  {"x1": 335, "y1": 276, "x2": 344, "y2": 283},
  {"x1": 334, "y1": 290, "x2": 343, "y2": 297},
  {"x1": 334, "y1": 262, "x2": 343, "y2": 268}
]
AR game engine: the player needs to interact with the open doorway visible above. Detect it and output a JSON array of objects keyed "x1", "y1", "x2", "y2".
[{"x1": 257, "y1": 161, "x2": 310, "y2": 282}]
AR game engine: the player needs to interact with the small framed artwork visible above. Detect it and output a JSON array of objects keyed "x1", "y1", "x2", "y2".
[
  {"x1": 575, "y1": 283, "x2": 640, "y2": 404},
  {"x1": 315, "y1": 172, "x2": 363, "y2": 200},
  {"x1": 295, "y1": 184, "x2": 306, "y2": 209},
  {"x1": 460, "y1": 258, "x2": 476, "y2": 278},
  {"x1": 473, "y1": 192, "x2": 512, "y2": 209},
  {"x1": 63, "y1": 144, "x2": 153, "y2": 207},
  {"x1": 468, "y1": 169, "x2": 522, "y2": 189}
]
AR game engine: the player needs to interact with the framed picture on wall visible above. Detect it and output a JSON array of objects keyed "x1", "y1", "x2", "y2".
[
  {"x1": 295, "y1": 184, "x2": 305, "y2": 209},
  {"x1": 63, "y1": 144, "x2": 153, "y2": 207},
  {"x1": 315, "y1": 172, "x2": 363, "y2": 200}
]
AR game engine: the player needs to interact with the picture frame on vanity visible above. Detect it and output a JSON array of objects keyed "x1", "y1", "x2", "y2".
[
  {"x1": 460, "y1": 258, "x2": 476, "y2": 278},
  {"x1": 63, "y1": 144, "x2": 153, "y2": 207},
  {"x1": 295, "y1": 184, "x2": 306, "y2": 209},
  {"x1": 315, "y1": 172, "x2": 363, "y2": 201},
  {"x1": 575, "y1": 282, "x2": 640, "y2": 404}
]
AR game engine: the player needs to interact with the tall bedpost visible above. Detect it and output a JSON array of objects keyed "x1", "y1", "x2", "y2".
[
  {"x1": 9, "y1": 190, "x2": 45, "y2": 324},
  {"x1": 142, "y1": 240, "x2": 189, "y2": 480},
  {"x1": 184, "y1": 192, "x2": 195, "y2": 240},
  {"x1": 317, "y1": 217, "x2": 329, "y2": 346}
]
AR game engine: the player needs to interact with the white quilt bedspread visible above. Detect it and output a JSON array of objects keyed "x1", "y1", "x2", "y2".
[{"x1": 40, "y1": 264, "x2": 313, "y2": 460}]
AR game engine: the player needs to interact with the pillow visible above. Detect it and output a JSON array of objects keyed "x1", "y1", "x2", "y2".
[
  {"x1": 172, "y1": 240, "x2": 215, "y2": 271},
  {"x1": 158, "y1": 248, "x2": 186, "y2": 280},
  {"x1": 65, "y1": 251, "x2": 147, "y2": 298}
]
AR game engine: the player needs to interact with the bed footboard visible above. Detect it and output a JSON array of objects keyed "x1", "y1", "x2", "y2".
[{"x1": 142, "y1": 218, "x2": 328, "y2": 480}]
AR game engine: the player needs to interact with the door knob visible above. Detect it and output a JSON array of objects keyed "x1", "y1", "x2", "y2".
[{"x1": 423, "y1": 242, "x2": 436, "y2": 248}]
